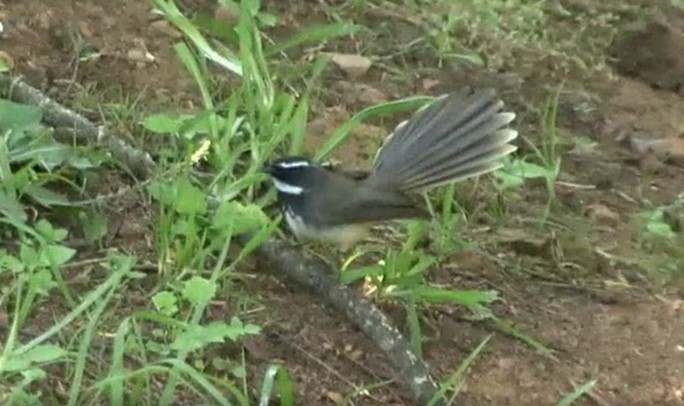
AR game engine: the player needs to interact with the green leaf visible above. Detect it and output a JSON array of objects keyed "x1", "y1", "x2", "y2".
[
  {"x1": 554, "y1": 379, "x2": 597, "y2": 406},
  {"x1": 171, "y1": 320, "x2": 260, "y2": 353},
  {"x1": 25, "y1": 185, "x2": 71, "y2": 207},
  {"x1": 4, "y1": 345, "x2": 67, "y2": 371},
  {"x1": 28, "y1": 268, "x2": 57, "y2": 296},
  {"x1": 0, "y1": 189, "x2": 27, "y2": 222},
  {"x1": 41, "y1": 244, "x2": 77, "y2": 266},
  {"x1": 412, "y1": 287, "x2": 498, "y2": 305},
  {"x1": 231, "y1": 365, "x2": 247, "y2": 379},
  {"x1": 266, "y1": 23, "x2": 358, "y2": 56},
  {"x1": 643, "y1": 209, "x2": 676, "y2": 238},
  {"x1": 78, "y1": 209, "x2": 108, "y2": 243},
  {"x1": 0, "y1": 55, "x2": 11, "y2": 73},
  {"x1": 10, "y1": 138, "x2": 73, "y2": 169},
  {"x1": 211, "y1": 200, "x2": 269, "y2": 235},
  {"x1": 0, "y1": 99, "x2": 42, "y2": 133},
  {"x1": 148, "y1": 180, "x2": 176, "y2": 206},
  {"x1": 182, "y1": 276, "x2": 217, "y2": 305},
  {"x1": 256, "y1": 12, "x2": 277, "y2": 27},
  {"x1": 0, "y1": 252, "x2": 24, "y2": 273},
  {"x1": 153, "y1": 291, "x2": 178, "y2": 316},
  {"x1": 175, "y1": 178, "x2": 207, "y2": 215},
  {"x1": 141, "y1": 113, "x2": 186, "y2": 134},
  {"x1": 228, "y1": 316, "x2": 261, "y2": 337}
]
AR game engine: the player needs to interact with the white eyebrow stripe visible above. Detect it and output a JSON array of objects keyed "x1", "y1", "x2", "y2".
[
  {"x1": 276, "y1": 160, "x2": 310, "y2": 168},
  {"x1": 273, "y1": 179, "x2": 304, "y2": 195}
]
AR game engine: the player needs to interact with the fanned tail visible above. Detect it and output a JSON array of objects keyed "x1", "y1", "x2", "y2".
[{"x1": 366, "y1": 88, "x2": 518, "y2": 193}]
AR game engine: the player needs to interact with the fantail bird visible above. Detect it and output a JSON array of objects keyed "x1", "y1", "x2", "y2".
[{"x1": 261, "y1": 87, "x2": 519, "y2": 250}]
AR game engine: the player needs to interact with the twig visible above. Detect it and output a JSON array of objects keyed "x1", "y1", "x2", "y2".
[
  {"x1": 0, "y1": 74, "x2": 446, "y2": 406},
  {"x1": 245, "y1": 236, "x2": 443, "y2": 404},
  {"x1": 0, "y1": 74, "x2": 156, "y2": 179}
]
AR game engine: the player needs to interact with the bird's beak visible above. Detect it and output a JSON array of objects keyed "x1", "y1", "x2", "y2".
[{"x1": 259, "y1": 163, "x2": 274, "y2": 175}]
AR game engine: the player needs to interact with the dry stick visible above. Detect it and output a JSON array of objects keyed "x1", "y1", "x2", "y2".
[
  {"x1": 0, "y1": 75, "x2": 446, "y2": 406},
  {"x1": 0, "y1": 75, "x2": 155, "y2": 179}
]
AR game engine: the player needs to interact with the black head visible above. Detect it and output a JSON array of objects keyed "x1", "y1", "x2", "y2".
[{"x1": 261, "y1": 156, "x2": 328, "y2": 197}]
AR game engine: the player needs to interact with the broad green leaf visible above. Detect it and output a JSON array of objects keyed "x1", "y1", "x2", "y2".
[
  {"x1": 41, "y1": 244, "x2": 77, "y2": 266},
  {"x1": 212, "y1": 200, "x2": 269, "y2": 235},
  {"x1": 0, "y1": 189, "x2": 27, "y2": 222},
  {"x1": 25, "y1": 185, "x2": 71, "y2": 207},
  {"x1": 142, "y1": 113, "x2": 186, "y2": 134},
  {"x1": 0, "y1": 99, "x2": 42, "y2": 133},
  {"x1": 170, "y1": 320, "x2": 260, "y2": 353},
  {"x1": 148, "y1": 180, "x2": 176, "y2": 206},
  {"x1": 182, "y1": 276, "x2": 216, "y2": 305},
  {"x1": 153, "y1": 291, "x2": 178, "y2": 316},
  {"x1": 28, "y1": 268, "x2": 57, "y2": 295},
  {"x1": 0, "y1": 252, "x2": 24, "y2": 273},
  {"x1": 175, "y1": 178, "x2": 207, "y2": 215},
  {"x1": 643, "y1": 209, "x2": 676, "y2": 238},
  {"x1": 3, "y1": 345, "x2": 67, "y2": 372},
  {"x1": 10, "y1": 139, "x2": 72, "y2": 169},
  {"x1": 0, "y1": 56, "x2": 11, "y2": 73}
]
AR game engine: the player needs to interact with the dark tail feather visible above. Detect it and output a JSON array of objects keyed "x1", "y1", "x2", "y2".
[{"x1": 366, "y1": 88, "x2": 518, "y2": 193}]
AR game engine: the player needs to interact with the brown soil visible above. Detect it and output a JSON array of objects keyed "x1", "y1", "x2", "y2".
[{"x1": 1, "y1": 0, "x2": 684, "y2": 405}]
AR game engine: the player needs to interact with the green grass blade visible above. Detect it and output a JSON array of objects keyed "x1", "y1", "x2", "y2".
[
  {"x1": 427, "y1": 335, "x2": 492, "y2": 406},
  {"x1": 266, "y1": 23, "x2": 359, "y2": 56},
  {"x1": 315, "y1": 96, "x2": 435, "y2": 162},
  {"x1": 258, "y1": 364, "x2": 295, "y2": 406},
  {"x1": 554, "y1": 380, "x2": 597, "y2": 406},
  {"x1": 154, "y1": 0, "x2": 242, "y2": 76},
  {"x1": 67, "y1": 274, "x2": 123, "y2": 406}
]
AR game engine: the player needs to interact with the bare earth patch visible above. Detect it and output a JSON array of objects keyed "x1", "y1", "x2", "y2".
[{"x1": 1, "y1": 0, "x2": 683, "y2": 405}]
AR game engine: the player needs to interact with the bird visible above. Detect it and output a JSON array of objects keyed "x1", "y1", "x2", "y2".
[{"x1": 261, "y1": 87, "x2": 519, "y2": 250}]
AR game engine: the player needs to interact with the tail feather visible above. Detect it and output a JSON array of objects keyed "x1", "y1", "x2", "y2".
[{"x1": 366, "y1": 88, "x2": 518, "y2": 193}]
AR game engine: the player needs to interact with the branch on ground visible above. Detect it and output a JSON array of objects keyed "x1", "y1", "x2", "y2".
[
  {"x1": 0, "y1": 74, "x2": 446, "y2": 406},
  {"x1": 0, "y1": 74, "x2": 156, "y2": 179}
]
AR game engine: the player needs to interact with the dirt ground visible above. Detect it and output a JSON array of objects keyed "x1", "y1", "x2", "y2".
[{"x1": 2, "y1": 0, "x2": 684, "y2": 405}]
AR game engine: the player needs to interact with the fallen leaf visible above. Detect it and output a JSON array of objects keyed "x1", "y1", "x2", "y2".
[
  {"x1": 324, "y1": 390, "x2": 343, "y2": 403},
  {"x1": 334, "y1": 81, "x2": 388, "y2": 107},
  {"x1": 325, "y1": 52, "x2": 372, "y2": 79},
  {"x1": 627, "y1": 132, "x2": 684, "y2": 167},
  {"x1": 150, "y1": 20, "x2": 182, "y2": 39},
  {"x1": 421, "y1": 77, "x2": 440, "y2": 91}
]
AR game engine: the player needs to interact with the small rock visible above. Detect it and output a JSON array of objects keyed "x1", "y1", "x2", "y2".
[
  {"x1": 127, "y1": 48, "x2": 147, "y2": 62},
  {"x1": 626, "y1": 131, "x2": 684, "y2": 168},
  {"x1": 117, "y1": 218, "x2": 147, "y2": 238},
  {"x1": 334, "y1": 81, "x2": 388, "y2": 107},
  {"x1": 420, "y1": 77, "x2": 440, "y2": 91},
  {"x1": 33, "y1": 11, "x2": 52, "y2": 30},
  {"x1": 150, "y1": 20, "x2": 182, "y2": 39},
  {"x1": 586, "y1": 202, "x2": 620, "y2": 226},
  {"x1": 611, "y1": 19, "x2": 684, "y2": 93},
  {"x1": 214, "y1": 4, "x2": 240, "y2": 26},
  {"x1": 325, "y1": 52, "x2": 372, "y2": 79},
  {"x1": 324, "y1": 390, "x2": 343, "y2": 403}
]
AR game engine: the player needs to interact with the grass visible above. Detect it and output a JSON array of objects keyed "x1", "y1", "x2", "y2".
[{"x1": 0, "y1": 0, "x2": 678, "y2": 404}]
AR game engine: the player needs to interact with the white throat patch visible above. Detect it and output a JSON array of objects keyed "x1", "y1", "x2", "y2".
[
  {"x1": 275, "y1": 160, "x2": 310, "y2": 169},
  {"x1": 273, "y1": 179, "x2": 304, "y2": 195}
]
